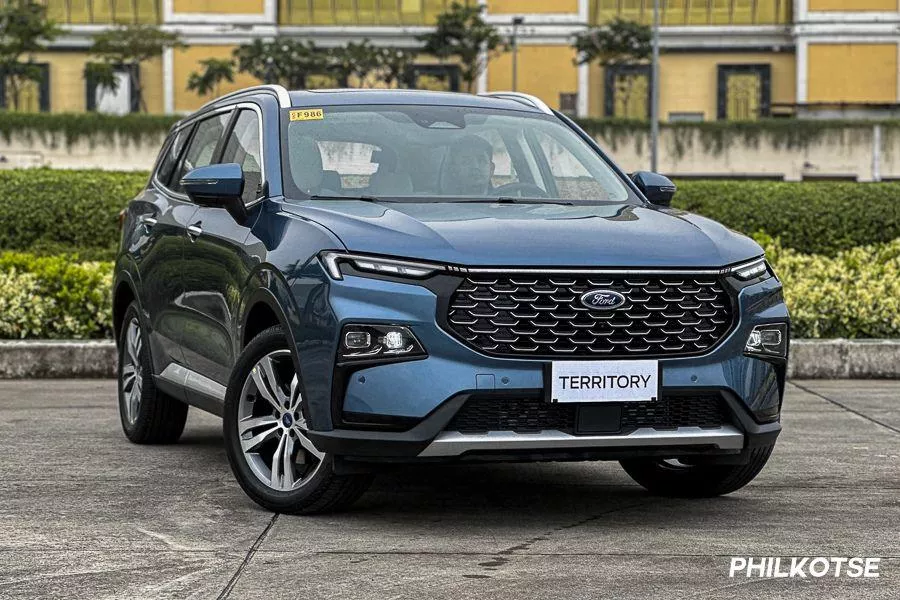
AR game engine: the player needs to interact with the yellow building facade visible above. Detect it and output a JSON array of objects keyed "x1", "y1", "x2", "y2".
[{"x1": 7, "y1": 0, "x2": 900, "y2": 119}]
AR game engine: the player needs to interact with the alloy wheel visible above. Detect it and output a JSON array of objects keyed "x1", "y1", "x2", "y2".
[
  {"x1": 237, "y1": 350, "x2": 324, "y2": 491},
  {"x1": 121, "y1": 317, "x2": 143, "y2": 425}
]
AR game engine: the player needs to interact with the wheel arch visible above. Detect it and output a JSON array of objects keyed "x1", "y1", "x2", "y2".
[{"x1": 112, "y1": 269, "x2": 140, "y2": 343}]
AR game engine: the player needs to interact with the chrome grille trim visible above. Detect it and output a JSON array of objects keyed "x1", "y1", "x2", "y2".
[{"x1": 445, "y1": 272, "x2": 736, "y2": 358}]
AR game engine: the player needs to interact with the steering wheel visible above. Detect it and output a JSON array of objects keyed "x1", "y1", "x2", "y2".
[{"x1": 492, "y1": 182, "x2": 549, "y2": 198}]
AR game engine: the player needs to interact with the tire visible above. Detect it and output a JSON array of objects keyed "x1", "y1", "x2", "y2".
[
  {"x1": 223, "y1": 325, "x2": 373, "y2": 514},
  {"x1": 619, "y1": 445, "x2": 775, "y2": 498},
  {"x1": 117, "y1": 301, "x2": 188, "y2": 444}
]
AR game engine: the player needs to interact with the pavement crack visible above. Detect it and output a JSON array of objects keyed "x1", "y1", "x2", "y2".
[
  {"x1": 791, "y1": 381, "x2": 900, "y2": 435},
  {"x1": 479, "y1": 500, "x2": 652, "y2": 569},
  {"x1": 216, "y1": 513, "x2": 279, "y2": 600}
]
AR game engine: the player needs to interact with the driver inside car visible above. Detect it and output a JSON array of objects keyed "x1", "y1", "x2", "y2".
[{"x1": 439, "y1": 135, "x2": 496, "y2": 196}]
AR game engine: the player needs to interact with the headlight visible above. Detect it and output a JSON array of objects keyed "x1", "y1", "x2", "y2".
[
  {"x1": 320, "y1": 251, "x2": 443, "y2": 280},
  {"x1": 730, "y1": 257, "x2": 770, "y2": 281}
]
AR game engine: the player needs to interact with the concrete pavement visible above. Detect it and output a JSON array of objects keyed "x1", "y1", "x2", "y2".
[{"x1": 0, "y1": 380, "x2": 897, "y2": 599}]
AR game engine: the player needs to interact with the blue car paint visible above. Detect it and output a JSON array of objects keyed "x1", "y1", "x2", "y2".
[{"x1": 114, "y1": 87, "x2": 788, "y2": 452}]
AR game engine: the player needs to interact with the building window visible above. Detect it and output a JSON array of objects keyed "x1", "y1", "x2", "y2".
[
  {"x1": 45, "y1": 0, "x2": 160, "y2": 24},
  {"x1": 0, "y1": 64, "x2": 50, "y2": 112},
  {"x1": 717, "y1": 64, "x2": 771, "y2": 120},
  {"x1": 669, "y1": 112, "x2": 705, "y2": 123},
  {"x1": 559, "y1": 93, "x2": 578, "y2": 116},
  {"x1": 86, "y1": 65, "x2": 139, "y2": 114},
  {"x1": 406, "y1": 64, "x2": 460, "y2": 92},
  {"x1": 604, "y1": 64, "x2": 651, "y2": 120},
  {"x1": 591, "y1": 0, "x2": 791, "y2": 26}
]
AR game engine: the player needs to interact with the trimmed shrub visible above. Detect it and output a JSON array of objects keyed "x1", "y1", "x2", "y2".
[
  {"x1": 760, "y1": 235, "x2": 900, "y2": 339},
  {"x1": 1, "y1": 241, "x2": 898, "y2": 339},
  {"x1": 673, "y1": 180, "x2": 900, "y2": 256},
  {"x1": 0, "y1": 169, "x2": 148, "y2": 257},
  {"x1": 0, "y1": 252, "x2": 113, "y2": 339},
  {"x1": 1, "y1": 170, "x2": 899, "y2": 257}
]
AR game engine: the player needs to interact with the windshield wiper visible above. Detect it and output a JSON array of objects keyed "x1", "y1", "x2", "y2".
[
  {"x1": 309, "y1": 194, "x2": 383, "y2": 202},
  {"x1": 495, "y1": 197, "x2": 575, "y2": 206}
]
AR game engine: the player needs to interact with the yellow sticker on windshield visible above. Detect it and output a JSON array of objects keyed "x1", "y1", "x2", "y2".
[{"x1": 289, "y1": 108, "x2": 324, "y2": 121}]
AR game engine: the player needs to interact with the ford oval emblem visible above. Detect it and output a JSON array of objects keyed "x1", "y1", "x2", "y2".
[{"x1": 580, "y1": 289, "x2": 626, "y2": 311}]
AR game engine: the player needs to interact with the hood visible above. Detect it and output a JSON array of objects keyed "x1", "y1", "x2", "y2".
[{"x1": 282, "y1": 200, "x2": 762, "y2": 268}]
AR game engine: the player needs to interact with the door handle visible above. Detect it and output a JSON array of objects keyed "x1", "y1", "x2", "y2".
[
  {"x1": 186, "y1": 224, "x2": 203, "y2": 240},
  {"x1": 140, "y1": 215, "x2": 157, "y2": 231}
]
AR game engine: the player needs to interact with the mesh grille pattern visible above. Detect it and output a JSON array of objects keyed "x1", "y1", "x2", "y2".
[
  {"x1": 446, "y1": 395, "x2": 730, "y2": 434},
  {"x1": 446, "y1": 274, "x2": 733, "y2": 358}
]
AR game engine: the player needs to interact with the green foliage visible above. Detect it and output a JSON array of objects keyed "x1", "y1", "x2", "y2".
[
  {"x1": 759, "y1": 236, "x2": 900, "y2": 339},
  {"x1": 0, "y1": 0, "x2": 61, "y2": 111},
  {"x1": 672, "y1": 180, "x2": 900, "y2": 256},
  {"x1": 187, "y1": 38, "x2": 418, "y2": 97},
  {"x1": 576, "y1": 118, "x2": 893, "y2": 159},
  {"x1": 85, "y1": 24, "x2": 184, "y2": 112},
  {"x1": 573, "y1": 18, "x2": 652, "y2": 67},
  {"x1": 0, "y1": 252, "x2": 113, "y2": 339},
  {"x1": 3, "y1": 239, "x2": 898, "y2": 340},
  {"x1": 417, "y1": 2, "x2": 506, "y2": 93},
  {"x1": 186, "y1": 58, "x2": 236, "y2": 97},
  {"x1": 234, "y1": 38, "x2": 324, "y2": 89},
  {"x1": 0, "y1": 112, "x2": 177, "y2": 147},
  {"x1": 0, "y1": 166, "x2": 895, "y2": 339},
  {"x1": 1, "y1": 169, "x2": 897, "y2": 260},
  {"x1": 0, "y1": 169, "x2": 148, "y2": 256}
]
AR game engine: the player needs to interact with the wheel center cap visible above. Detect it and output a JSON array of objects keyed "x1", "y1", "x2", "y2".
[{"x1": 282, "y1": 413, "x2": 293, "y2": 428}]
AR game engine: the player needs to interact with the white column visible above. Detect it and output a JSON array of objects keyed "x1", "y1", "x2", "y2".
[
  {"x1": 477, "y1": 0, "x2": 488, "y2": 93},
  {"x1": 577, "y1": 0, "x2": 590, "y2": 116},
  {"x1": 794, "y1": 0, "x2": 808, "y2": 23},
  {"x1": 163, "y1": 46, "x2": 174, "y2": 114},
  {"x1": 796, "y1": 39, "x2": 808, "y2": 103}
]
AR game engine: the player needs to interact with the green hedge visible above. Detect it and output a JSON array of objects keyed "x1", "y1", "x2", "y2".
[
  {"x1": 0, "y1": 112, "x2": 177, "y2": 148},
  {"x1": 672, "y1": 180, "x2": 900, "y2": 256},
  {"x1": 758, "y1": 235, "x2": 900, "y2": 338},
  {"x1": 0, "y1": 169, "x2": 149, "y2": 258},
  {"x1": 1, "y1": 241, "x2": 897, "y2": 339},
  {"x1": 0, "y1": 252, "x2": 112, "y2": 339},
  {"x1": 2, "y1": 170, "x2": 899, "y2": 258}
]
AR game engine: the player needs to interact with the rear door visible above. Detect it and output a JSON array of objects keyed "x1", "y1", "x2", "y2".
[
  {"x1": 180, "y1": 104, "x2": 266, "y2": 388},
  {"x1": 130, "y1": 124, "x2": 197, "y2": 383}
]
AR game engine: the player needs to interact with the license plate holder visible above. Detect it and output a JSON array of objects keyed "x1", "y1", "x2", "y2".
[{"x1": 546, "y1": 360, "x2": 660, "y2": 404}]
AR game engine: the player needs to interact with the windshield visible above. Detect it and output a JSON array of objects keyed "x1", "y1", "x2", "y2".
[{"x1": 280, "y1": 104, "x2": 634, "y2": 204}]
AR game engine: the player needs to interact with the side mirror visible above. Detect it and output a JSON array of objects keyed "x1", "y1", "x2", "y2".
[
  {"x1": 181, "y1": 163, "x2": 248, "y2": 223},
  {"x1": 631, "y1": 171, "x2": 677, "y2": 207}
]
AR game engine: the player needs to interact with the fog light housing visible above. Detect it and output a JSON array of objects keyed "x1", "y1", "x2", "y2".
[
  {"x1": 745, "y1": 323, "x2": 788, "y2": 358},
  {"x1": 338, "y1": 324, "x2": 425, "y2": 363}
]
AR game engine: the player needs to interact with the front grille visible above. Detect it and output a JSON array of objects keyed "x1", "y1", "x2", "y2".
[
  {"x1": 446, "y1": 395, "x2": 731, "y2": 435},
  {"x1": 446, "y1": 273, "x2": 734, "y2": 358}
]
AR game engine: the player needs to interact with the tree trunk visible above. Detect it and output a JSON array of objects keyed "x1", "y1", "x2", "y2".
[{"x1": 130, "y1": 65, "x2": 147, "y2": 113}]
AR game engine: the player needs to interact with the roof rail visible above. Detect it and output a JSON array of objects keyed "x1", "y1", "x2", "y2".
[
  {"x1": 199, "y1": 84, "x2": 291, "y2": 111},
  {"x1": 479, "y1": 92, "x2": 553, "y2": 115}
]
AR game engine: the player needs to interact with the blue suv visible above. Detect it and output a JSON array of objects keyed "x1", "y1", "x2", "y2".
[{"x1": 114, "y1": 86, "x2": 789, "y2": 514}]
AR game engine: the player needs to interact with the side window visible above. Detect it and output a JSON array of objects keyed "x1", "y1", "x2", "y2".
[
  {"x1": 155, "y1": 127, "x2": 191, "y2": 188},
  {"x1": 171, "y1": 112, "x2": 231, "y2": 194},
  {"x1": 220, "y1": 109, "x2": 263, "y2": 204}
]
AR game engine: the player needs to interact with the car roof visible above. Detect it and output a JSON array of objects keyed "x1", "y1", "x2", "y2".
[
  {"x1": 176, "y1": 86, "x2": 552, "y2": 132},
  {"x1": 287, "y1": 88, "x2": 547, "y2": 114}
]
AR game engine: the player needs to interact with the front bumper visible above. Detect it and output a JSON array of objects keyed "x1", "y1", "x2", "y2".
[{"x1": 298, "y1": 268, "x2": 788, "y2": 462}]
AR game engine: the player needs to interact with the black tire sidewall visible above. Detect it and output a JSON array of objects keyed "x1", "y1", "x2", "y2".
[
  {"x1": 117, "y1": 302, "x2": 154, "y2": 440},
  {"x1": 223, "y1": 326, "x2": 338, "y2": 512}
]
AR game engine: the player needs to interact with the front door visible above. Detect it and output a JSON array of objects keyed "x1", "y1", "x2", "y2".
[{"x1": 180, "y1": 107, "x2": 265, "y2": 388}]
